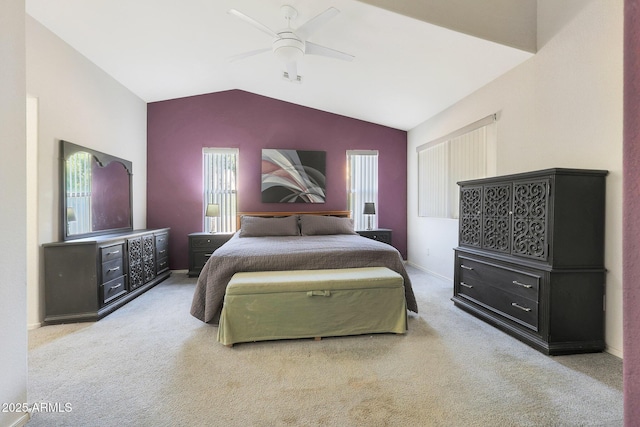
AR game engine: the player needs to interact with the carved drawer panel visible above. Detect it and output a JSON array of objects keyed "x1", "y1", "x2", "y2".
[
  {"x1": 459, "y1": 186, "x2": 482, "y2": 248},
  {"x1": 482, "y1": 183, "x2": 511, "y2": 253},
  {"x1": 511, "y1": 179, "x2": 549, "y2": 261}
]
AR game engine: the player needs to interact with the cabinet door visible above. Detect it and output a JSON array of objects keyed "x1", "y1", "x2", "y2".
[
  {"x1": 511, "y1": 179, "x2": 549, "y2": 261},
  {"x1": 142, "y1": 234, "x2": 156, "y2": 283},
  {"x1": 128, "y1": 237, "x2": 143, "y2": 290},
  {"x1": 459, "y1": 186, "x2": 482, "y2": 248},
  {"x1": 482, "y1": 183, "x2": 512, "y2": 253}
]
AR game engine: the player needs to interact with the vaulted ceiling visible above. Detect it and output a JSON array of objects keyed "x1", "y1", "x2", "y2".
[{"x1": 26, "y1": 0, "x2": 536, "y2": 130}]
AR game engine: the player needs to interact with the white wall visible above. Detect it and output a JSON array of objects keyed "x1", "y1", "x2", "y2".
[
  {"x1": 0, "y1": 2, "x2": 28, "y2": 426},
  {"x1": 407, "y1": 0, "x2": 624, "y2": 356},
  {"x1": 26, "y1": 16, "x2": 148, "y2": 327}
]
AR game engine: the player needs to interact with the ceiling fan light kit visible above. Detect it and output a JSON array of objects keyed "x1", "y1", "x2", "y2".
[
  {"x1": 228, "y1": 4, "x2": 354, "y2": 83},
  {"x1": 272, "y1": 32, "x2": 305, "y2": 63}
]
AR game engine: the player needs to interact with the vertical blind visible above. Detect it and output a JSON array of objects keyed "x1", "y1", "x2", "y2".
[
  {"x1": 448, "y1": 126, "x2": 488, "y2": 218},
  {"x1": 203, "y1": 148, "x2": 238, "y2": 233},
  {"x1": 347, "y1": 150, "x2": 378, "y2": 230},
  {"x1": 418, "y1": 143, "x2": 449, "y2": 218},
  {"x1": 417, "y1": 115, "x2": 494, "y2": 218}
]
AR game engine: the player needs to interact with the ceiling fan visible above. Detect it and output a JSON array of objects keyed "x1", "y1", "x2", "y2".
[{"x1": 228, "y1": 4, "x2": 355, "y2": 82}]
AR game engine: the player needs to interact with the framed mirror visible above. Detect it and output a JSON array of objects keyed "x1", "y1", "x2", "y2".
[{"x1": 61, "y1": 140, "x2": 133, "y2": 240}]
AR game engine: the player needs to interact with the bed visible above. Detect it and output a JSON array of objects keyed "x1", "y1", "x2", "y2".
[{"x1": 190, "y1": 211, "x2": 418, "y2": 325}]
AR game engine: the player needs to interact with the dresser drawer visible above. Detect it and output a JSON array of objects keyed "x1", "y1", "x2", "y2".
[
  {"x1": 193, "y1": 251, "x2": 213, "y2": 269},
  {"x1": 190, "y1": 235, "x2": 221, "y2": 250},
  {"x1": 101, "y1": 275, "x2": 127, "y2": 305},
  {"x1": 101, "y1": 258, "x2": 124, "y2": 283},
  {"x1": 155, "y1": 233, "x2": 168, "y2": 255},
  {"x1": 156, "y1": 246, "x2": 168, "y2": 261},
  {"x1": 101, "y1": 243, "x2": 124, "y2": 263},
  {"x1": 458, "y1": 280, "x2": 539, "y2": 330},
  {"x1": 157, "y1": 258, "x2": 169, "y2": 274},
  {"x1": 458, "y1": 256, "x2": 540, "y2": 302},
  {"x1": 357, "y1": 229, "x2": 392, "y2": 245}
]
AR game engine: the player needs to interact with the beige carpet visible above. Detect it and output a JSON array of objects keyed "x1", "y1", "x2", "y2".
[{"x1": 27, "y1": 267, "x2": 623, "y2": 426}]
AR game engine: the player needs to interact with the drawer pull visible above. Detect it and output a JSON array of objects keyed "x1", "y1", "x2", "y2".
[
  {"x1": 107, "y1": 250, "x2": 120, "y2": 256},
  {"x1": 460, "y1": 282, "x2": 473, "y2": 289},
  {"x1": 107, "y1": 267, "x2": 120, "y2": 273},
  {"x1": 109, "y1": 283, "x2": 123, "y2": 292},
  {"x1": 159, "y1": 249, "x2": 167, "y2": 255},
  {"x1": 461, "y1": 265, "x2": 474, "y2": 271},
  {"x1": 512, "y1": 280, "x2": 532, "y2": 289},
  {"x1": 511, "y1": 302, "x2": 532, "y2": 312}
]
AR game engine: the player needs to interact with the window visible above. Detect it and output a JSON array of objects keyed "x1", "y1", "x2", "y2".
[
  {"x1": 347, "y1": 150, "x2": 378, "y2": 230},
  {"x1": 417, "y1": 115, "x2": 496, "y2": 218},
  {"x1": 203, "y1": 148, "x2": 238, "y2": 233}
]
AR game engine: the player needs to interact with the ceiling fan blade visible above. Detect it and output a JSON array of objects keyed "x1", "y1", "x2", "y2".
[
  {"x1": 305, "y1": 42, "x2": 354, "y2": 62},
  {"x1": 228, "y1": 48, "x2": 271, "y2": 63},
  {"x1": 228, "y1": 9, "x2": 280, "y2": 39},
  {"x1": 296, "y1": 7, "x2": 340, "y2": 40}
]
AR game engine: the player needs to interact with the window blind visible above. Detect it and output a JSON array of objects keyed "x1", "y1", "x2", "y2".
[
  {"x1": 203, "y1": 148, "x2": 238, "y2": 233},
  {"x1": 417, "y1": 115, "x2": 494, "y2": 218},
  {"x1": 347, "y1": 150, "x2": 378, "y2": 230}
]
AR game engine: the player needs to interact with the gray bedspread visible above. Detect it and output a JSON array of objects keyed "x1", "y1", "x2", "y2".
[{"x1": 190, "y1": 233, "x2": 418, "y2": 324}]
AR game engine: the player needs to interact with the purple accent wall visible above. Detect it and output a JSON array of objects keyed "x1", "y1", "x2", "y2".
[
  {"x1": 624, "y1": 1, "x2": 639, "y2": 424},
  {"x1": 146, "y1": 90, "x2": 408, "y2": 269}
]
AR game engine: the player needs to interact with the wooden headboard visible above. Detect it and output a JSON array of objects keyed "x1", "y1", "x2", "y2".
[{"x1": 236, "y1": 210, "x2": 351, "y2": 230}]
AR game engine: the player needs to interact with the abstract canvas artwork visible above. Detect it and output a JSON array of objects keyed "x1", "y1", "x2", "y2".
[{"x1": 261, "y1": 149, "x2": 326, "y2": 203}]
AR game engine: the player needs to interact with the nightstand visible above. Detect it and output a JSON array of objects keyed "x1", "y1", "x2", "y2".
[
  {"x1": 188, "y1": 232, "x2": 233, "y2": 277},
  {"x1": 357, "y1": 229, "x2": 392, "y2": 245}
]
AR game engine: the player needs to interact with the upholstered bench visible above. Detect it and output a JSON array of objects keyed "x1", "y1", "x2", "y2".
[{"x1": 217, "y1": 267, "x2": 407, "y2": 346}]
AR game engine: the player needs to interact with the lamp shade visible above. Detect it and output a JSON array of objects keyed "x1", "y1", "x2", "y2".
[
  {"x1": 66, "y1": 207, "x2": 77, "y2": 222},
  {"x1": 205, "y1": 204, "x2": 220, "y2": 217},
  {"x1": 363, "y1": 202, "x2": 376, "y2": 215}
]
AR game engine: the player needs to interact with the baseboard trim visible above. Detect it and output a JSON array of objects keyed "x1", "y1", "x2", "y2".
[
  {"x1": 6, "y1": 412, "x2": 30, "y2": 427},
  {"x1": 605, "y1": 346, "x2": 623, "y2": 359},
  {"x1": 405, "y1": 261, "x2": 452, "y2": 283},
  {"x1": 28, "y1": 322, "x2": 42, "y2": 330}
]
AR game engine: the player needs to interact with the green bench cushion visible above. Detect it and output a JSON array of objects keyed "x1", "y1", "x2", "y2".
[{"x1": 225, "y1": 267, "x2": 404, "y2": 294}]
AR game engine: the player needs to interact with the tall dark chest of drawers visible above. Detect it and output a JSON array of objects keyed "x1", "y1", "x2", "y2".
[
  {"x1": 44, "y1": 228, "x2": 171, "y2": 324},
  {"x1": 452, "y1": 169, "x2": 607, "y2": 355}
]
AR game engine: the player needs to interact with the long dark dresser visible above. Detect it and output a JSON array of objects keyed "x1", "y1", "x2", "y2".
[
  {"x1": 43, "y1": 228, "x2": 171, "y2": 324},
  {"x1": 452, "y1": 168, "x2": 607, "y2": 355}
]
